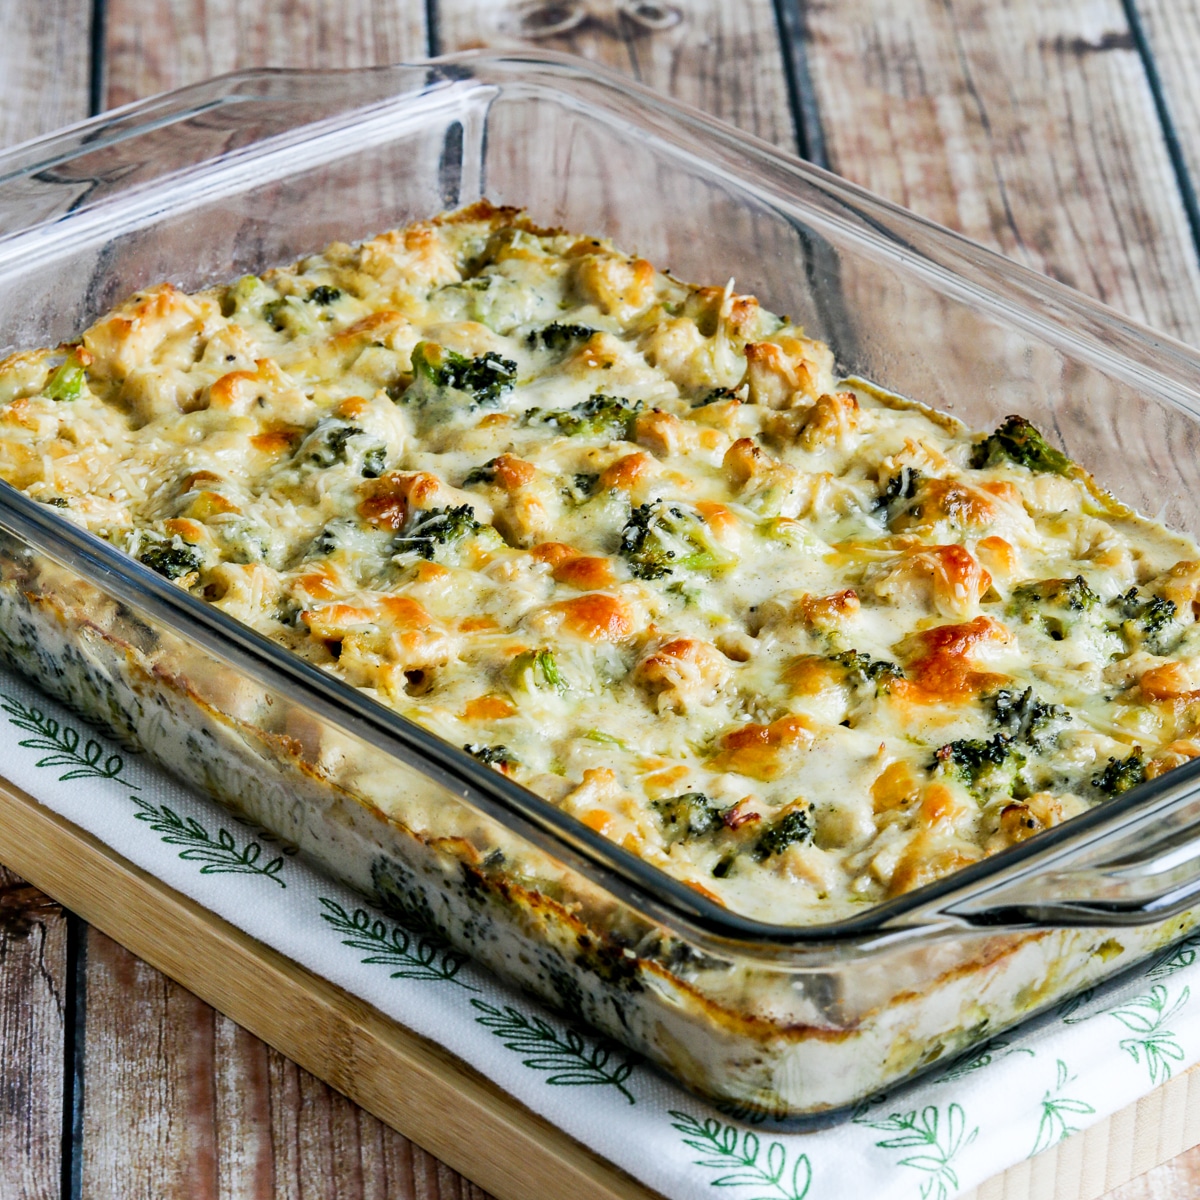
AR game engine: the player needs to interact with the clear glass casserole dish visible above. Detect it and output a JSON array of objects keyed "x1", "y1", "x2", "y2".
[{"x1": 4, "y1": 51, "x2": 1200, "y2": 1124}]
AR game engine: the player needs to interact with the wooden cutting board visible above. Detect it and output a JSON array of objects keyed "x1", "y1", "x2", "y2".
[{"x1": 0, "y1": 773, "x2": 1193, "y2": 1200}]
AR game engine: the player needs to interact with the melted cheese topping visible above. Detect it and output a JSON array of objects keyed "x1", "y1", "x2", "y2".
[{"x1": 3, "y1": 201, "x2": 1199, "y2": 924}]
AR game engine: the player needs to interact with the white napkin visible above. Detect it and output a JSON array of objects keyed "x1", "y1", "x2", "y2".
[{"x1": 2, "y1": 667, "x2": 1195, "y2": 1200}]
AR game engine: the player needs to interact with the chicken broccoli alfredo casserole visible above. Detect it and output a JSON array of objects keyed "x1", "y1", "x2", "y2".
[{"x1": 1, "y1": 203, "x2": 1197, "y2": 928}]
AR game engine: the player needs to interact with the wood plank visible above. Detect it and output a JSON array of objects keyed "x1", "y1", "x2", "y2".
[
  {"x1": 0, "y1": 0, "x2": 92, "y2": 150},
  {"x1": 7, "y1": 774, "x2": 1200, "y2": 1200},
  {"x1": 435, "y1": 0, "x2": 795, "y2": 148},
  {"x1": 799, "y1": 0, "x2": 1200, "y2": 346},
  {"x1": 102, "y1": 0, "x2": 428, "y2": 110},
  {"x1": 0, "y1": 777, "x2": 646, "y2": 1200},
  {"x1": 0, "y1": 866, "x2": 68, "y2": 1200},
  {"x1": 1130, "y1": 1, "x2": 1200, "y2": 248}
]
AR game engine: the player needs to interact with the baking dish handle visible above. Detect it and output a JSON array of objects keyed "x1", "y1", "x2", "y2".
[{"x1": 892, "y1": 762, "x2": 1200, "y2": 930}]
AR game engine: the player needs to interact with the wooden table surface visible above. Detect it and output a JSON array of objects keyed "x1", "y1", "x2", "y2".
[{"x1": 4, "y1": 1, "x2": 1200, "y2": 1197}]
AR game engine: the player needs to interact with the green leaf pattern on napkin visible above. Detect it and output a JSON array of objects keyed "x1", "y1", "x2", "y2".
[
  {"x1": 14, "y1": 684, "x2": 1200, "y2": 1192},
  {"x1": 0, "y1": 694, "x2": 136, "y2": 786},
  {"x1": 855, "y1": 1104, "x2": 978, "y2": 1200},
  {"x1": 318, "y1": 897, "x2": 474, "y2": 988},
  {"x1": 1030, "y1": 1060, "x2": 1094, "y2": 1158},
  {"x1": 130, "y1": 796, "x2": 287, "y2": 884},
  {"x1": 471, "y1": 999, "x2": 639, "y2": 1103},
  {"x1": 668, "y1": 1111, "x2": 812, "y2": 1199}
]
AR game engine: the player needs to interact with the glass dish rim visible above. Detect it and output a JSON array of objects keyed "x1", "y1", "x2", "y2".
[{"x1": 2, "y1": 49, "x2": 1200, "y2": 954}]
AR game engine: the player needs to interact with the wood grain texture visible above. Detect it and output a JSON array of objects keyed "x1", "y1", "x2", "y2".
[
  {"x1": 102, "y1": 0, "x2": 428, "y2": 109},
  {"x1": 5, "y1": 775, "x2": 1200, "y2": 1200},
  {"x1": 0, "y1": 782, "x2": 642, "y2": 1200},
  {"x1": 800, "y1": 0, "x2": 1200, "y2": 345},
  {"x1": 0, "y1": 0, "x2": 91, "y2": 150},
  {"x1": 1132, "y1": 0, "x2": 1200, "y2": 231},
  {"x1": 436, "y1": 0, "x2": 795, "y2": 148},
  {"x1": 0, "y1": 867, "x2": 68, "y2": 1200}
]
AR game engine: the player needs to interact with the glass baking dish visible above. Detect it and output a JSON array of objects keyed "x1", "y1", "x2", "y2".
[{"x1": 4, "y1": 51, "x2": 1200, "y2": 1124}]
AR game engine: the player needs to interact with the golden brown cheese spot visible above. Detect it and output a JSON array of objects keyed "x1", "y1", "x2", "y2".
[
  {"x1": 781, "y1": 655, "x2": 846, "y2": 697},
  {"x1": 634, "y1": 409, "x2": 705, "y2": 458},
  {"x1": 1138, "y1": 661, "x2": 1200, "y2": 702},
  {"x1": 83, "y1": 283, "x2": 209, "y2": 382},
  {"x1": 573, "y1": 254, "x2": 657, "y2": 319},
  {"x1": 491, "y1": 454, "x2": 537, "y2": 490},
  {"x1": 530, "y1": 542, "x2": 616, "y2": 590},
  {"x1": 743, "y1": 338, "x2": 824, "y2": 409},
  {"x1": 798, "y1": 391, "x2": 860, "y2": 450},
  {"x1": 712, "y1": 715, "x2": 817, "y2": 780},
  {"x1": 546, "y1": 593, "x2": 635, "y2": 642},
  {"x1": 635, "y1": 638, "x2": 729, "y2": 713},
  {"x1": 872, "y1": 544, "x2": 991, "y2": 619},
  {"x1": 894, "y1": 477, "x2": 1000, "y2": 532},
  {"x1": 357, "y1": 223, "x2": 460, "y2": 289},
  {"x1": 462, "y1": 695, "x2": 517, "y2": 721},
  {"x1": 798, "y1": 588, "x2": 860, "y2": 631},
  {"x1": 900, "y1": 615, "x2": 1010, "y2": 701},
  {"x1": 1159, "y1": 560, "x2": 1200, "y2": 622},
  {"x1": 887, "y1": 832, "x2": 982, "y2": 897},
  {"x1": 249, "y1": 427, "x2": 302, "y2": 455},
  {"x1": 975, "y1": 535, "x2": 1019, "y2": 579},
  {"x1": 721, "y1": 437, "x2": 766, "y2": 486},
  {"x1": 871, "y1": 761, "x2": 921, "y2": 813},
  {"x1": 599, "y1": 452, "x2": 657, "y2": 495}
]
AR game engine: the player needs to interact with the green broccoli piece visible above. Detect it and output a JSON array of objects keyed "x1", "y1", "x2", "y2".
[
  {"x1": 307, "y1": 285, "x2": 342, "y2": 305},
  {"x1": 970, "y1": 415, "x2": 1074, "y2": 475},
  {"x1": 830, "y1": 649, "x2": 903, "y2": 689},
  {"x1": 1093, "y1": 747, "x2": 1145, "y2": 797},
  {"x1": 692, "y1": 387, "x2": 740, "y2": 408},
  {"x1": 509, "y1": 648, "x2": 566, "y2": 694},
  {"x1": 394, "y1": 505, "x2": 483, "y2": 560},
  {"x1": 44, "y1": 354, "x2": 87, "y2": 402},
  {"x1": 138, "y1": 541, "x2": 202, "y2": 581},
  {"x1": 361, "y1": 445, "x2": 387, "y2": 478},
  {"x1": 464, "y1": 744, "x2": 518, "y2": 768},
  {"x1": 1112, "y1": 588, "x2": 1179, "y2": 654},
  {"x1": 933, "y1": 733, "x2": 1025, "y2": 793},
  {"x1": 1010, "y1": 575, "x2": 1102, "y2": 640},
  {"x1": 875, "y1": 466, "x2": 922, "y2": 514},
  {"x1": 988, "y1": 687, "x2": 1071, "y2": 752},
  {"x1": 754, "y1": 810, "x2": 812, "y2": 860},
  {"x1": 526, "y1": 322, "x2": 595, "y2": 352},
  {"x1": 619, "y1": 501, "x2": 731, "y2": 580},
  {"x1": 463, "y1": 461, "x2": 497, "y2": 486},
  {"x1": 653, "y1": 792, "x2": 722, "y2": 841},
  {"x1": 525, "y1": 393, "x2": 643, "y2": 439},
  {"x1": 301, "y1": 420, "x2": 364, "y2": 468},
  {"x1": 1012, "y1": 575, "x2": 1100, "y2": 613},
  {"x1": 409, "y1": 342, "x2": 517, "y2": 406}
]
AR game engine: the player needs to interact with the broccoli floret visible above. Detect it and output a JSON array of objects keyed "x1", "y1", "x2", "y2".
[
  {"x1": 1012, "y1": 575, "x2": 1100, "y2": 613},
  {"x1": 933, "y1": 733, "x2": 1025, "y2": 793},
  {"x1": 692, "y1": 387, "x2": 740, "y2": 408},
  {"x1": 307, "y1": 285, "x2": 342, "y2": 305},
  {"x1": 409, "y1": 341, "x2": 517, "y2": 406},
  {"x1": 463, "y1": 461, "x2": 497, "y2": 486},
  {"x1": 970, "y1": 415, "x2": 1074, "y2": 475},
  {"x1": 830, "y1": 649, "x2": 903, "y2": 690},
  {"x1": 464, "y1": 743, "x2": 518, "y2": 768},
  {"x1": 525, "y1": 393, "x2": 643, "y2": 439},
  {"x1": 44, "y1": 354, "x2": 86, "y2": 402},
  {"x1": 570, "y1": 473, "x2": 599, "y2": 500},
  {"x1": 509, "y1": 648, "x2": 566, "y2": 693},
  {"x1": 1010, "y1": 575, "x2": 1102, "y2": 640},
  {"x1": 875, "y1": 466, "x2": 922, "y2": 514},
  {"x1": 653, "y1": 792, "x2": 722, "y2": 841},
  {"x1": 1111, "y1": 588, "x2": 1179, "y2": 654},
  {"x1": 394, "y1": 505, "x2": 483, "y2": 560},
  {"x1": 525, "y1": 322, "x2": 595, "y2": 352},
  {"x1": 988, "y1": 687, "x2": 1071, "y2": 752},
  {"x1": 754, "y1": 810, "x2": 812, "y2": 860},
  {"x1": 138, "y1": 541, "x2": 202, "y2": 581},
  {"x1": 361, "y1": 445, "x2": 387, "y2": 478},
  {"x1": 618, "y1": 500, "x2": 731, "y2": 580},
  {"x1": 300, "y1": 420, "x2": 364, "y2": 468},
  {"x1": 1093, "y1": 747, "x2": 1146, "y2": 796}
]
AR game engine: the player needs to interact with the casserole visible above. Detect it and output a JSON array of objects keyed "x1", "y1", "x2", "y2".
[{"x1": 3, "y1": 52, "x2": 1200, "y2": 1121}]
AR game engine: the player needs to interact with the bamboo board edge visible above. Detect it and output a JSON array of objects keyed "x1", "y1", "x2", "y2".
[{"x1": 0, "y1": 777, "x2": 1197, "y2": 1200}]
